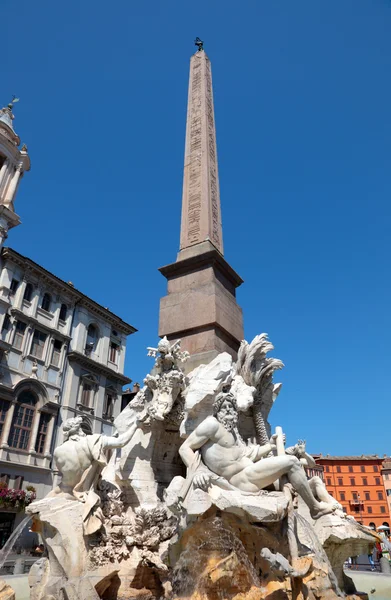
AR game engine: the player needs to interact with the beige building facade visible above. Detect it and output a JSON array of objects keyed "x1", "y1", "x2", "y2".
[{"x1": 0, "y1": 101, "x2": 136, "y2": 551}]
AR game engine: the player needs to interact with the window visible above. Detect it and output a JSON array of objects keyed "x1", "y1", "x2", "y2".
[
  {"x1": 374, "y1": 465, "x2": 379, "y2": 473},
  {"x1": 13, "y1": 476, "x2": 24, "y2": 491},
  {"x1": 352, "y1": 492, "x2": 358, "y2": 500},
  {"x1": 378, "y1": 492, "x2": 384, "y2": 500},
  {"x1": 23, "y1": 283, "x2": 33, "y2": 302},
  {"x1": 365, "y1": 492, "x2": 370, "y2": 501},
  {"x1": 41, "y1": 293, "x2": 51, "y2": 312},
  {"x1": 81, "y1": 382, "x2": 92, "y2": 407},
  {"x1": 350, "y1": 478, "x2": 355, "y2": 486},
  {"x1": 0, "y1": 474, "x2": 9, "y2": 487},
  {"x1": 386, "y1": 474, "x2": 389, "y2": 481},
  {"x1": 325, "y1": 466, "x2": 330, "y2": 473},
  {"x1": 30, "y1": 330, "x2": 47, "y2": 359},
  {"x1": 343, "y1": 507, "x2": 347, "y2": 513},
  {"x1": 340, "y1": 492, "x2": 345, "y2": 501},
  {"x1": 338, "y1": 478, "x2": 343, "y2": 486},
  {"x1": 109, "y1": 342, "x2": 119, "y2": 363},
  {"x1": 362, "y1": 477, "x2": 368, "y2": 486},
  {"x1": 348, "y1": 466, "x2": 353, "y2": 473},
  {"x1": 326, "y1": 477, "x2": 331, "y2": 486},
  {"x1": 375, "y1": 477, "x2": 381, "y2": 486},
  {"x1": 8, "y1": 391, "x2": 37, "y2": 451},
  {"x1": 85, "y1": 324, "x2": 98, "y2": 356},
  {"x1": 59, "y1": 304, "x2": 67, "y2": 321},
  {"x1": 51, "y1": 340, "x2": 62, "y2": 367},
  {"x1": 1, "y1": 315, "x2": 11, "y2": 340},
  {"x1": 0, "y1": 400, "x2": 10, "y2": 438},
  {"x1": 361, "y1": 466, "x2": 366, "y2": 473},
  {"x1": 9, "y1": 279, "x2": 19, "y2": 295},
  {"x1": 13, "y1": 321, "x2": 26, "y2": 350},
  {"x1": 386, "y1": 490, "x2": 391, "y2": 497},
  {"x1": 367, "y1": 506, "x2": 372, "y2": 514},
  {"x1": 380, "y1": 506, "x2": 386, "y2": 514},
  {"x1": 35, "y1": 413, "x2": 50, "y2": 454},
  {"x1": 336, "y1": 466, "x2": 341, "y2": 473},
  {"x1": 103, "y1": 393, "x2": 115, "y2": 419}
]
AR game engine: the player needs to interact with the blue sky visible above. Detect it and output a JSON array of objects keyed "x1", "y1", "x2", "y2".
[{"x1": 2, "y1": 1, "x2": 390, "y2": 455}]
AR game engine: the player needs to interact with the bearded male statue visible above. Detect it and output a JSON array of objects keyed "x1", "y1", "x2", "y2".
[
  {"x1": 49, "y1": 415, "x2": 145, "y2": 535},
  {"x1": 178, "y1": 387, "x2": 335, "y2": 520}
]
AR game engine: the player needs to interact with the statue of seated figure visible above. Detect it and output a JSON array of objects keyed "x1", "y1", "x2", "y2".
[{"x1": 178, "y1": 388, "x2": 336, "y2": 520}]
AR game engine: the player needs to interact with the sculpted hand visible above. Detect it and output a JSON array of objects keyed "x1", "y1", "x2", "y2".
[{"x1": 193, "y1": 471, "x2": 212, "y2": 491}]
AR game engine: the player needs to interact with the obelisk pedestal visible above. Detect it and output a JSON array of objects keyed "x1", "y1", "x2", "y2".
[{"x1": 159, "y1": 45, "x2": 244, "y2": 371}]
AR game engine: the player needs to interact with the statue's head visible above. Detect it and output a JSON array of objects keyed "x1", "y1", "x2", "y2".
[
  {"x1": 157, "y1": 336, "x2": 170, "y2": 355},
  {"x1": 213, "y1": 385, "x2": 238, "y2": 431},
  {"x1": 62, "y1": 416, "x2": 85, "y2": 441}
]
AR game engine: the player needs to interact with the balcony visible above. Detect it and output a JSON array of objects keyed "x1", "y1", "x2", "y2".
[{"x1": 349, "y1": 499, "x2": 364, "y2": 506}]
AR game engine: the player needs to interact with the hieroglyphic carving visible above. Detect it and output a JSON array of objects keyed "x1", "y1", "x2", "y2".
[
  {"x1": 180, "y1": 51, "x2": 223, "y2": 254},
  {"x1": 205, "y1": 57, "x2": 221, "y2": 250},
  {"x1": 187, "y1": 56, "x2": 202, "y2": 244}
]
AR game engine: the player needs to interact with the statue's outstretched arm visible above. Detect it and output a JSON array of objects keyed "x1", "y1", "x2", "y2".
[{"x1": 103, "y1": 417, "x2": 145, "y2": 450}]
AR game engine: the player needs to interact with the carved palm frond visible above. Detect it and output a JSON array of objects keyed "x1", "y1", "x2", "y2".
[{"x1": 236, "y1": 334, "x2": 284, "y2": 445}]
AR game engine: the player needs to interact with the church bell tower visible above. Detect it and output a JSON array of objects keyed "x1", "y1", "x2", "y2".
[
  {"x1": 158, "y1": 41, "x2": 244, "y2": 371},
  {"x1": 0, "y1": 98, "x2": 30, "y2": 248}
]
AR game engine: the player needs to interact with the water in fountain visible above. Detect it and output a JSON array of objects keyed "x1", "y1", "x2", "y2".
[
  {"x1": 0, "y1": 516, "x2": 32, "y2": 570},
  {"x1": 172, "y1": 517, "x2": 260, "y2": 599}
]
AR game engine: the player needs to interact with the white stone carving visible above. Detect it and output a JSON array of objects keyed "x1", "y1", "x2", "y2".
[
  {"x1": 26, "y1": 333, "x2": 379, "y2": 600},
  {"x1": 145, "y1": 336, "x2": 189, "y2": 421}
]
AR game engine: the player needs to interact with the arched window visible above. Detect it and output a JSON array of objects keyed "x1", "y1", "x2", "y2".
[
  {"x1": 59, "y1": 303, "x2": 67, "y2": 321},
  {"x1": 85, "y1": 324, "x2": 98, "y2": 356},
  {"x1": 41, "y1": 293, "x2": 51, "y2": 312},
  {"x1": 8, "y1": 390, "x2": 38, "y2": 450},
  {"x1": 23, "y1": 283, "x2": 33, "y2": 302},
  {"x1": 369, "y1": 522, "x2": 376, "y2": 530}
]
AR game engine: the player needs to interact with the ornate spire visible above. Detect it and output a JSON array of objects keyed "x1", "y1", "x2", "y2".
[
  {"x1": 0, "y1": 96, "x2": 21, "y2": 145},
  {"x1": 179, "y1": 44, "x2": 224, "y2": 255}
]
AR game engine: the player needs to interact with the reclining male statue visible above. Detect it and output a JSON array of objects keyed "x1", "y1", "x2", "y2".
[{"x1": 178, "y1": 387, "x2": 335, "y2": 520}]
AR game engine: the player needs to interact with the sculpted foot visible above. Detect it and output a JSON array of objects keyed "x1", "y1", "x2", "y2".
[{"x1": 310, "y1": 502, "x2": 336, "y2": 520}]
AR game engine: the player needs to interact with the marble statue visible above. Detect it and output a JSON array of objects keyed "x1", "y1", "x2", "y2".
[
  {"x1": 49, "y1": 414, "x2": 146, "y2": 535},
  {"x1": 25, "y1": 334, "x2": 378, "y2": 600},
  {"x1": 178, "y1": 386, "x2": 336, "y2": 520},
  {"x1": 286, "y1": 439, "x2": 342, "y2": 511},
  {"x1": 145, "y1": 336, "x2": 189, "y2": 421}
]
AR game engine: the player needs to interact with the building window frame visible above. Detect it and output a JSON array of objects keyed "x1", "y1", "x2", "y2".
[
  {"x1": 13, "y1": 320, "x2": 27, "y2": 351},
  {"x1": 50, "y1": 339, "x2": 62, "y2": 368},
  {"x1": 23, "y1": 283, "x2": 34, "y2": 303},
  {"x1": 30, "y1": 329, "x2": 48, "y2": 360},
  {"x1": 8, "y1": 390, "x2": 37, "y2": 451},
  {"x1": 59, "y1": 303, "x2": 67, "y2": 322},
  {"x1": 40, "y1": 293, "x2": 52, "y2": 313}
]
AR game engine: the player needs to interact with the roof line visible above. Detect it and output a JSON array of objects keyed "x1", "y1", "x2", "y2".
[{"x1": 2, "y1": 247, "x2": 137, "y2": 334}]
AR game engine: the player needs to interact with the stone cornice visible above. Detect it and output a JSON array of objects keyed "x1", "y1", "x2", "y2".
[
  {"x1": 159, "y1": 248, "x2": 244, "y2": 288},
  {"x1": 1, "y1": 247, "x2": 137, "y2": 335},
  {"x1": 67, "y1": 351, "x2": 132, "y2": 385}
]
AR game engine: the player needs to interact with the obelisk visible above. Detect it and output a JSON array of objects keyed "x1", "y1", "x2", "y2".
[{"x1": 159, "y1": 39, "x2": 244, "y2": 370}]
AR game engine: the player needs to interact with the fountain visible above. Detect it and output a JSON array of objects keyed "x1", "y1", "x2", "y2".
[
  {"x1": 0, "y1": 517, "x2": 31, "y2": 571},
  {"x1": 25, "y1": 334, "x2": 378, "y2": 600}
]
